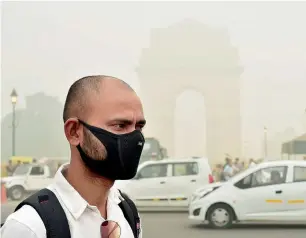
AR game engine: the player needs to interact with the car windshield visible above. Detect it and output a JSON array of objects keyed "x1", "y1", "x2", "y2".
[
  {"x1": 143, "y1": 142, "x2": 151, "y2": 152},
  {"x1": 13, "y1": 164, "x2": 31, "y2": 176},
  {"x1": 225, "y1": 168, "x2": 249, "y2": 183}
]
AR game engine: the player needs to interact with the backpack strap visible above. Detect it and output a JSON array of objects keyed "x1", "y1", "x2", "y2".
[
  {"x1": 14, "y1": 188, "x2": 71, "y2": 238},
  {"x1": 118, "y1": 190, "x2": 141, "y2": 238}
]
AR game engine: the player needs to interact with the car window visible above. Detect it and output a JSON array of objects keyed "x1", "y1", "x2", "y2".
[
  {"x1": 13, "y1": 164, "x2": 31, "y2": 176},
  {"x1": 242, "y1": 174, "x2": 252, "y2": 184},
  {"x1": 235, "y1": 166, "x2": 287, "y2": 189},
  {"x1": 234, "y1": 174, "x2": 252, "y2": 189},
  {"x1": 173, "y1": 162, "x2": 198, "y2": 176},
  {"x1": 251, "y1": 166, "x2": 287, "y2": 187},
  {"x1": 30, "y1": 166, "x2": 44, "y2": 175},
  {"x1": 138, "y1": 164, "x2": 168, "y2": 179},
  {"x1": 293, "y1": 166, "x2": 306, "y2": 182},
  {"x1": 143, "y1": 142, "x2": 151, "y2": 152}
]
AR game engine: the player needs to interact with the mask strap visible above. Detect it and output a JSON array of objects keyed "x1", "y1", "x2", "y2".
[
  {"x1": 78, "y1": 119, "x2": 85, "y2": 126},
  {"x1": 78, "y1": 119, "x2": 92, "y2": 132},
  {"x1": 76, "y1": 144, "x2": 87, "y2": 157}
]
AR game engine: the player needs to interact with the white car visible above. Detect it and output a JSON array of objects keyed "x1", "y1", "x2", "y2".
[
  {"x1": 188, "y1": 160, "x2": 306, "y2": 228},
  {"x1": 115, "y1": 157, "x2": 214, "y2": 210},
  {"x1": 2, "y1": 163, "x2": 54, "y2": 200}
]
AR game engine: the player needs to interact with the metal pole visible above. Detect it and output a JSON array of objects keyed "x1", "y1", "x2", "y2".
[
  {"x1": 12, "y1": 103, "x2": 16, "y2": 156},
  {"x1": 264, "y1": 128, "x2": 268, "y2": 158},
  {"x1": 290, "y1": 141, "x2": 293, "y2": 160}
]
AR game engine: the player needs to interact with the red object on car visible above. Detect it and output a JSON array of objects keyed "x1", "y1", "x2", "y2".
[{"x1": 208, "y1": 174, "x2": 214, "y2": 183}]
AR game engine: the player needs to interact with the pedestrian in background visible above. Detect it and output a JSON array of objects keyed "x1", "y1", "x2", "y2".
[
  {"x1": 223, "y1": 159, "x2": 234, "y2": 181},
  {"x1": 233, "y1": 158, "x2": 242, "y2": 174},
  {"x1": 248, "y1": 158, "x2": 256, "y2": 168},
  {"x1": 213, "y1": 164, "x2": 223, "y2": 182},
  {"x1": 6, "y1": 160, "x2": 15, "y2": 176}
]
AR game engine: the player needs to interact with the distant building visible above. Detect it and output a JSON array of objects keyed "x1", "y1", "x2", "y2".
[{"x1": 281, "y1": 133, "x2": 306, "y2": 160}]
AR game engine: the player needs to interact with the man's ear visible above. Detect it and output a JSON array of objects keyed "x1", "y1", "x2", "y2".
[{"x1": 64, "y1": 118, "x2": 82, "y2": 146}]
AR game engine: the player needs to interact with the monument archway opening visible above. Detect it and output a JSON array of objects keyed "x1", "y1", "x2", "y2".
[{"x1": 174, "y1": 89, "x2": 207, "y2": 158}]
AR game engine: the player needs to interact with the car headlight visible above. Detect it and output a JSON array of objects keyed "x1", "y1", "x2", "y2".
[
  {"x1": 191, "y1": 194, "x2": 197, "y2": 202},
  {"x1": 191, "y1": 188, "x2": 214, "y2": 201},
  {"x1": 199, "y1": 188, "x2": 214, "y2": 199},
  {"x1": 3, "y1": 181, "x2": 12, "y2": 187}
]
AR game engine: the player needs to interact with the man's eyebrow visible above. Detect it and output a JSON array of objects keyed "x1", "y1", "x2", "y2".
[
  {"x1": 111, "y1": 118, "x2": 146, "y2": 125},
  {"x1": 137, "y1": 119, "x2": 146, "y2": 125}
]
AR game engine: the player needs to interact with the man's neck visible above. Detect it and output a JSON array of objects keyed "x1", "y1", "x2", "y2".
[{"x1": 65, "y1": 161, "x2": 114, "y2": 218}]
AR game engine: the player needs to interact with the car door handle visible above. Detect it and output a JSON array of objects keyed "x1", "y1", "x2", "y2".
[
  {"x1": 191, "y1": 179, "x2": 196, "y2": 182},
  {"x1": 160, "y1": 181, "x2": 166, "y2": 184},
  {"x1": 275, "y1": 190, "x2": 282, "y2": 194}
]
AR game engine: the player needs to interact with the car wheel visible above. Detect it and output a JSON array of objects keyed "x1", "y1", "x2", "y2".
[
  {"x1": 9, "y1": 186, "x2": 25, "y2": 201},
  {"x1": 207, "y1": 203, "x2": 234, "y2": 229}
]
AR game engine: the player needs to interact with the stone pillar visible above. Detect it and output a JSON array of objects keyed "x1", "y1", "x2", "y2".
[
  {"x1": 204, "y1": 79, "x2": 241, "y2": 163},
  {"x1": 140, "y1": 80, "x2": 176, "y2": 156}
]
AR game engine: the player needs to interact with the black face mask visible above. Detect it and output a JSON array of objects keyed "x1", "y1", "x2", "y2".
[{"x1": 77, "y1": 120, "x2": 145, "y2": 180}]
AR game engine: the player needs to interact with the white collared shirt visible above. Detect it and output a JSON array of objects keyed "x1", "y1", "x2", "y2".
[{"x1": 1, "y1": 164, "x2": 142, "y2": 238}]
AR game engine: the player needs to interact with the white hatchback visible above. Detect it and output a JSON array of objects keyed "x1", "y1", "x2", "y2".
[
  {"x1": 188, "y1": 160, "x2": 306, "y2": 228},
  {"x1": 115, "y1": 157, "x2": 214, "y2": 210}
]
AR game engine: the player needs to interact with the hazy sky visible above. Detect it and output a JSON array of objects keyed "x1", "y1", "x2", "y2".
[{"x1": 1, "y1": 1, "x2": 306, "y2": 157}]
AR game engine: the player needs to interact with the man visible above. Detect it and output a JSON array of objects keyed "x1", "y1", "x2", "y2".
[
  {"x1": 1, "y1": 76, "x2": 146, "y2": 238},
  {"x1": 212, "y1": 164, "x2": 223, "y2": 182},
  {"x1": 241, "y1": 161, "x2": 245, "y2": 170},
  {"x1": 223, "y1": 159, "x2": 234, "y2": 181},
  {"x1": 233, "y1": 157, "x2": 242, "y2": 174},
  {"x1": 6, "y1": 160, "x2": 15, "y2": 176},
  {"x1": 248, "y1": 158, "x2": 257, "y2": 168},
  {"x1": 15, "y1": 160, "x2": 21, "y2": 168}
]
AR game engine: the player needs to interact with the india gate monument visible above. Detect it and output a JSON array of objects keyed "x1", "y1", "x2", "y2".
[{"x1": 137, "y1": 19, "x2": 242, "y2": 163}]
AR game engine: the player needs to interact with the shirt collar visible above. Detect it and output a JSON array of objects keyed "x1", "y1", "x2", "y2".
[{"x1": 53, "y1": 163, "x2": 122, "y2": 220}]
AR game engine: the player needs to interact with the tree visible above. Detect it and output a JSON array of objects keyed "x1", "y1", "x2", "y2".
[{"x1": 1, "y1": 92, "x2": 69, "y2": 161}]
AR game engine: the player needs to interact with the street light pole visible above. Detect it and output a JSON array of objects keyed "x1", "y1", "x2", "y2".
[
  {"x1": 264, "y1": 127, "x2": 268, "y2": 159},
  {"x1": 304, "y1": 108, "x2": 306, "y2": 131},
  {"x1": 10, "y1": 89, "x2": 18, "y2": 156}
]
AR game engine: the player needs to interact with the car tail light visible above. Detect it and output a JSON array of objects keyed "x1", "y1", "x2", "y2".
[{"x1": 208, "y1": 174, "x2": 214, "y2": 183}]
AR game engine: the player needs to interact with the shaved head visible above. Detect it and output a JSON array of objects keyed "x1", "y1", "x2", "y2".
[{"x1": 63, "y1": 75, "x2": 134, "y2": 122}]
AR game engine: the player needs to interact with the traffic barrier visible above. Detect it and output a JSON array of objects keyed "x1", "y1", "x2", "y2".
[{"x1": 1, "y1": 182, "x2": 7, "y2": 204}]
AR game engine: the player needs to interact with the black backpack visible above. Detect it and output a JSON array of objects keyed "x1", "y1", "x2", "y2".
[{"x1": 2, "y1": 188, "x2": 141, "y2": 238}]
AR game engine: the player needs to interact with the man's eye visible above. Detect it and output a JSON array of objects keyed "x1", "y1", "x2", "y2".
[{"x1": 114, "y1": 124, "x2": 125, "y2": 129}]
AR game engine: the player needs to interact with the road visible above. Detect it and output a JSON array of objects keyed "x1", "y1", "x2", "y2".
[
  {"x1": 2, "y1": 202, "x2": 306, "y2": 238},
  {"x1": 141, "y1": 212, "x2": 306, "y2": 238}
]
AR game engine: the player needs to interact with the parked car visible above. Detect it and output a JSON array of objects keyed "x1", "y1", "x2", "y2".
[
  {"x1": 115, "y1": 157, "x2": 214, "y2": 211},
  {"x1": 1, "y1": 161, "x2": 58, "y2": 200}
]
